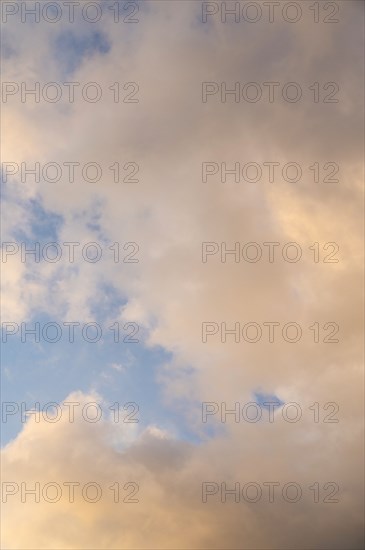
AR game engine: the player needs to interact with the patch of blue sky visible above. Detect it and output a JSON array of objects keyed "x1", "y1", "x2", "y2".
[
  {"x1": 253, "y1": 391, "x2": 284, "y2": 409},
  {"x1": 52, "y1": 29, "x2": 111, "y2": 78},
  {"x1": 1, "y1": 317, "x2": 195, "y2": 447},
  {"x1": 21, "y1": 199, "x2": 63, "y2": 242},
  {"x1": 1, "y1": 190, "x2": 64, "y2": 243},
  {"x1": 2, "y1": 314, "x2": 222, "y2": 447},
  {"x1": 5, "y1": 193, "x2": 112, "y2": 251},
  {"x1": 2, "y1": 326, "x2": 152, "y2": 441}
]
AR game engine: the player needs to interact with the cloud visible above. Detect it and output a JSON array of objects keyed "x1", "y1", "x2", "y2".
[
  {"x1": 1, "y1": 391, "x2": 363, "y2": 549},
  {"x1": 1, "y1": 0, "x2": 364, "y2": 547}
]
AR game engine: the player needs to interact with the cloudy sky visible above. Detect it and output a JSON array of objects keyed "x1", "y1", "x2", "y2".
[{"x1": 1, "y1": 1, "x2": 364, "y2": 548}]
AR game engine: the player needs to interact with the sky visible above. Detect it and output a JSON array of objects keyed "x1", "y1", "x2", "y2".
[{"x1": 1, "y1": 1, "x2": 364, "y2": 549}]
